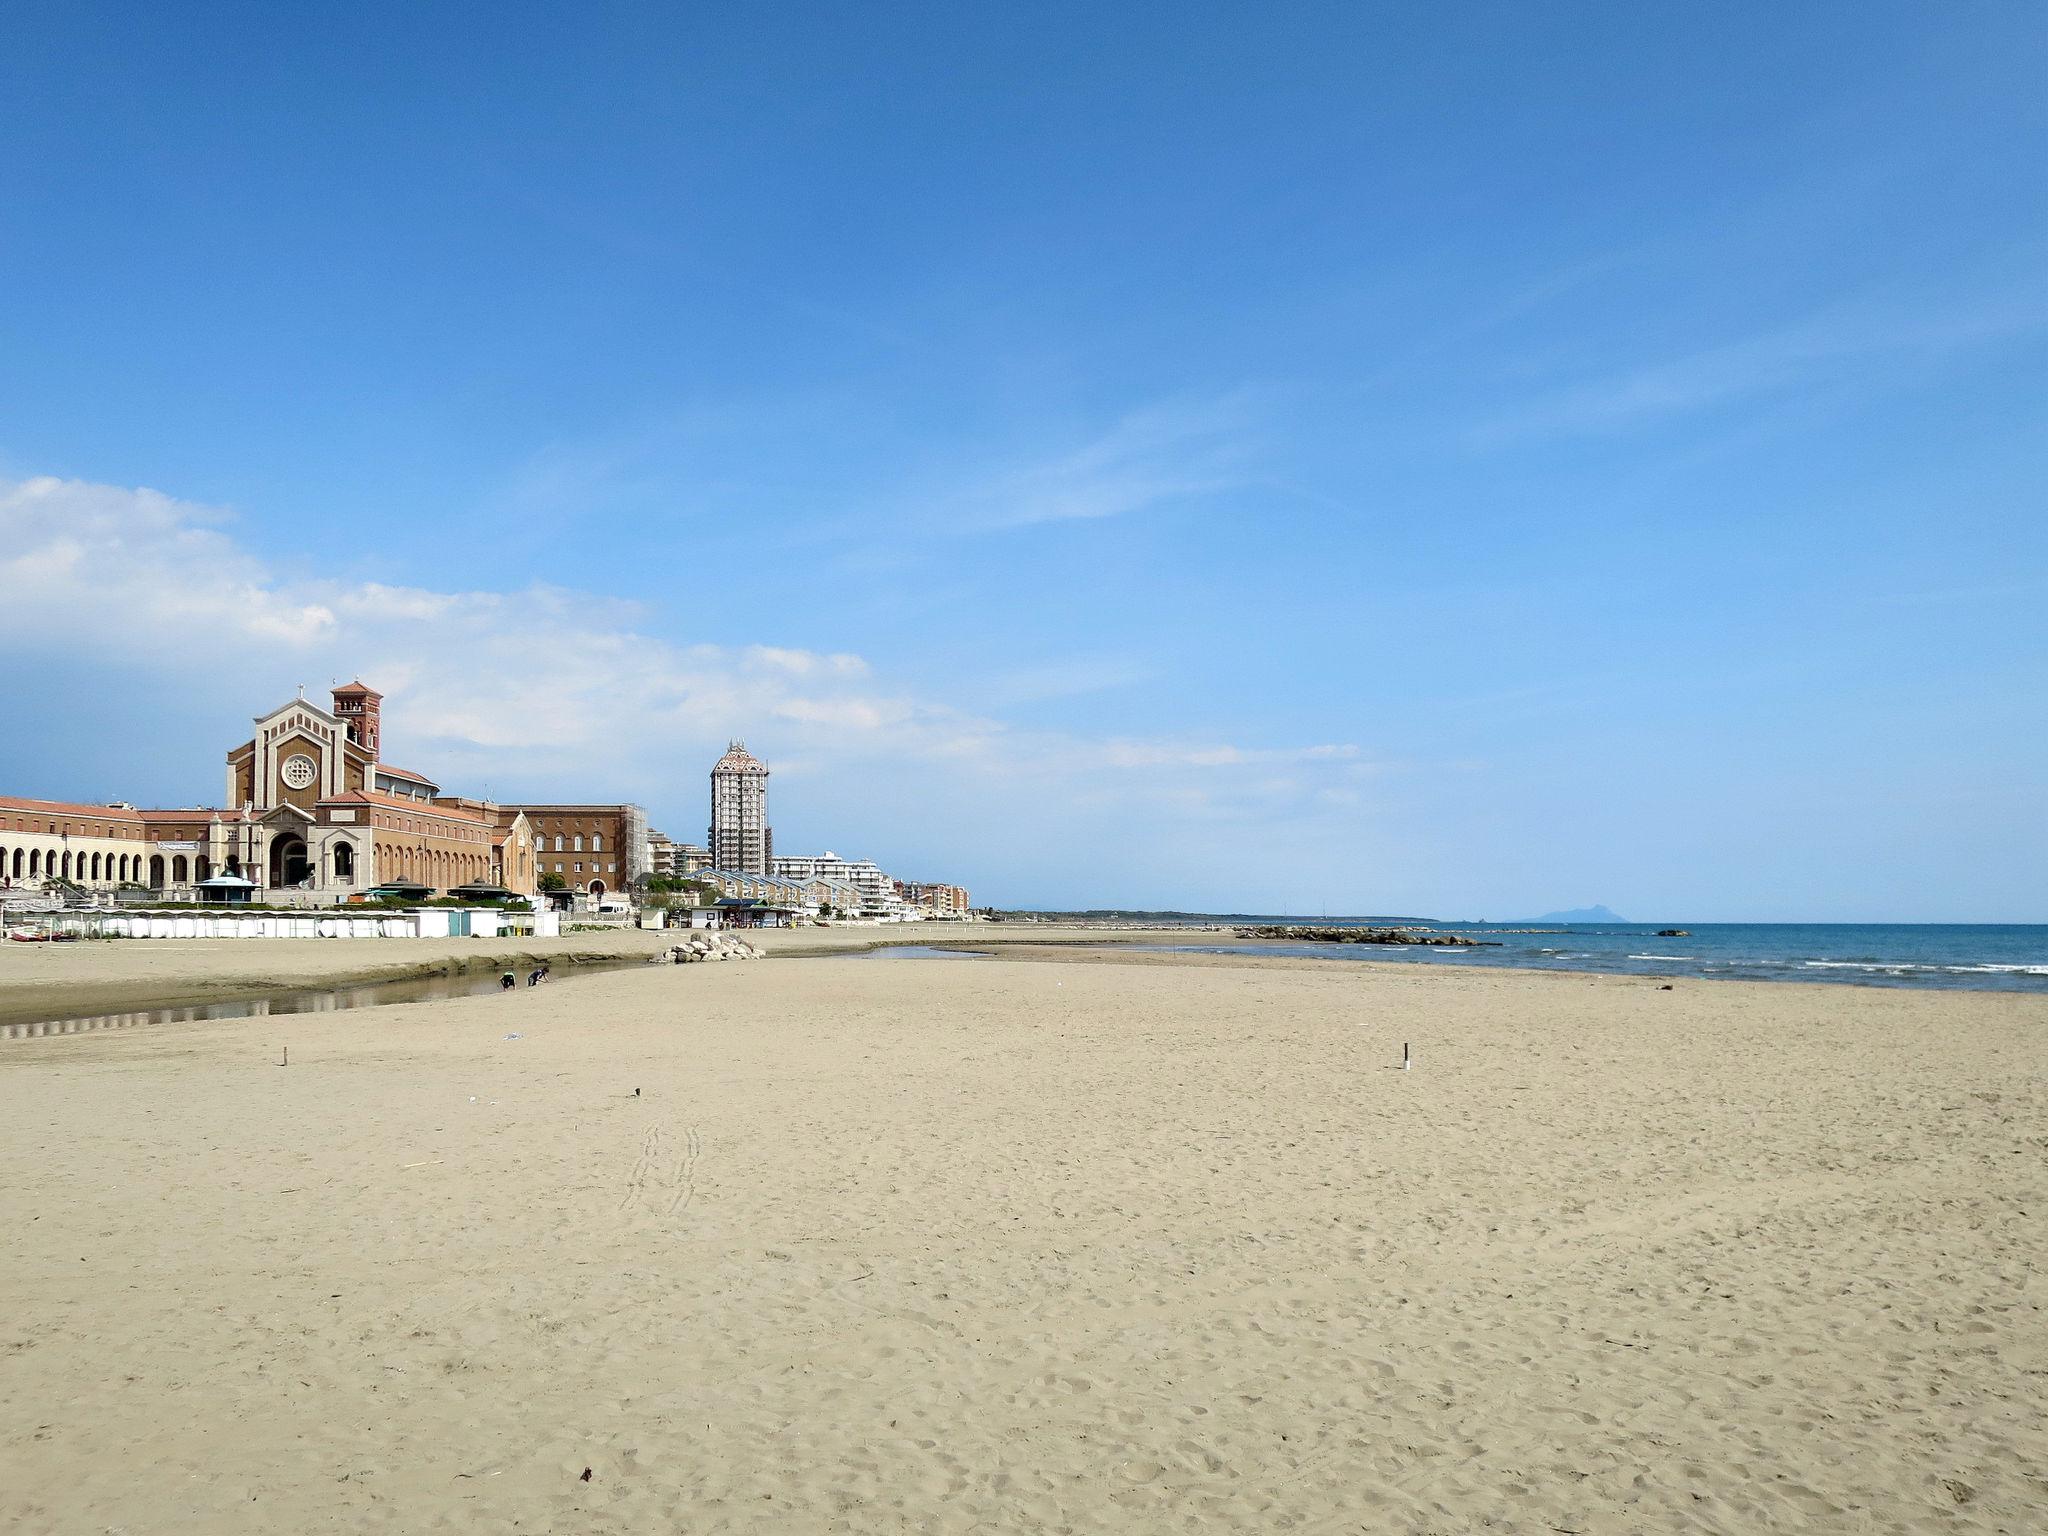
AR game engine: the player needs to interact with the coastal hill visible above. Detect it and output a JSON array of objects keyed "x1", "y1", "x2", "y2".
[{"x1": 1529, "y1": 905, "x2": 1629, "y2": 924}]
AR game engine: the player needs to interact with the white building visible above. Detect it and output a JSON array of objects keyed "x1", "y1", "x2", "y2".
[{"x1": 770, "y1": 851, "x2": 899, "y2": 915}]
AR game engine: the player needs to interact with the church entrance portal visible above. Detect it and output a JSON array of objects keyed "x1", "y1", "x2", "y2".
[{"x1": 270, "y1": 834, "x2": 310, "y2": 889}]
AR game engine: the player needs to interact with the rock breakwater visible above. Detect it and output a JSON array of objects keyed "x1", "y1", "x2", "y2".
[
  {"x1": 1234, "y1": 925, "x2": 1487, "y2": 947},
  {"x1": 652, "y1": 934, "x2": 766, "y2": 964}
]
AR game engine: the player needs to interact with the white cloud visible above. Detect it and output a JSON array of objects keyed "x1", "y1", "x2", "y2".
[
  {"x1": 1, "y1": 476, "x2": 343, "y2": 647},
  {"x1": 0, "y1": 474, "x2": 1375, "y2": 884},
  {"x1": 744, "y1": 645, "x2": 869, "y2": 677}
]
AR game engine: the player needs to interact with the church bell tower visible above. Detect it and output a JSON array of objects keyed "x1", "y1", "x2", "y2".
[{"x1": 331, "y1": 681, "x2": 383, "y2": 757}]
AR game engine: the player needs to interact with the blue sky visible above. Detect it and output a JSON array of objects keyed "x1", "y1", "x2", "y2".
[{"x1": 2, "y1": 3, "x2": 2043, "y2": 919}]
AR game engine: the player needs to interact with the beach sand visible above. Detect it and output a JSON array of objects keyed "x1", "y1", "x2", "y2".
[{"x1": 2, "y1": 940, "x2": 2043, "y2": 1533}]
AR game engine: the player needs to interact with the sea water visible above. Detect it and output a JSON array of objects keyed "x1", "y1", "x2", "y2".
[{"x1": 1118, "y1": 923, "x2": 2048, "y2": 993}]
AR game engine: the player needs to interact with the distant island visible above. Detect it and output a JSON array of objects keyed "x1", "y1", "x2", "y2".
[{"x1": 1529, "y1": 905, "x2": 1630, "y2": 924}]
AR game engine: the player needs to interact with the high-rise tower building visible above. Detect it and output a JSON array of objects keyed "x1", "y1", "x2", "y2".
[{"x1": 708, "y1": 741, "x2": 772, "y2": 875}]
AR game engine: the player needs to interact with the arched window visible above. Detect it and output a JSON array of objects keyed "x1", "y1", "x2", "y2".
[
  {"x1": 172, "y1": 855, "x2": 189, "y2": 883},
  {"x1": 59, "y1": 851, "x2": 72, "y2": 879},
  {"x1": 195, "y1": 856, "x2": 212, "y2": 882},
  {"x1": 572, "y1": 834, "x2": 583, "y2": 851},
  {"x1": 29, "y1": 849, "x2": 41, "y2": 877},
  {"x1": 90, "y1": 853, "x2": 102, "y2": 881},
  {"x1": 591, "y1": 833, "x2": 602, "y2": 852},
  {"x1": 334, "y1": 843, "x2": 355, "y2": 882}
]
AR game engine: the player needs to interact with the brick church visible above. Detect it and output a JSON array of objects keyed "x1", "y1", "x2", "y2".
[{"x1": 0, "y1": 682, "x2": 644, "y2": 904}]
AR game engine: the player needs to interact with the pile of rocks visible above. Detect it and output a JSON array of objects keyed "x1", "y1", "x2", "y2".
[
  {"x1": 653, "y1": 933, "x2": 765, "y2": 964},
  {"x1": 1234, "y1": 925, "x2": 1485, "y2": 947}
]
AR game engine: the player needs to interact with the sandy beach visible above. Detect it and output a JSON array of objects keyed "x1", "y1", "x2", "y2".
[{"x1": 3, "y1": 938, "x2": 2043, "y2": 1534}]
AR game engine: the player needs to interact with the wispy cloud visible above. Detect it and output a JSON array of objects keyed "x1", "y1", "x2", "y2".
[
  {"x1": 954, "y1": 393, "x2": 1263, "y2": 531},
  {"x1": 1476, "y1": 283, "x2": 2048, "y2": 442},
  {"x1": 0, "y1": 475, "x2": 1369, "y2": 843},
  {"x1": 1098, "y1": 741, "x2": 1361, "y2": 771},
  {"x1": 980, "y1": 656, "x2": 1158, "y2": 707},
  {"x1": 487, "y1": 386, "x2": 1269, "y2": 555}
]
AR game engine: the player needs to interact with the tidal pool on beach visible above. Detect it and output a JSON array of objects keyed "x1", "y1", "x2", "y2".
[{"x1": 0, "y1": 958, "x2": 641, "y2": 1040}]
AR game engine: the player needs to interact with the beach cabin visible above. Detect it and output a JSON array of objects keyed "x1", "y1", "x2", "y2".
[{"x1": 712, "y1": 896, "x2": 797, "y2": 929}]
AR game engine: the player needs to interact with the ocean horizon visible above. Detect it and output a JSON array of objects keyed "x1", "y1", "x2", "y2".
[{"x1": 1010, "y1": 919, "x2": 2048, "y2": 993}]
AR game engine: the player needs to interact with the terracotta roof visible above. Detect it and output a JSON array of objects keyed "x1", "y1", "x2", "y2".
[
  {"x1": 496, "y1": 803, "x2": 635, "y2": 812},
  {"x1": 0, "y1": 794, "x2": 147, "y2": 818},
  {"x1": 375, "y1": 763, "x2": 439, "y2": 785},
  {"x1": 332, "y1": 680, "x2": 382, "y2": 697},
  {"x1": 320, "y1": 789, "x2": 498, "y2": 825}
]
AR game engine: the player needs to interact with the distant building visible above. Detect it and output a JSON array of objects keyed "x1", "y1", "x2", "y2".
[
  {"x1": 807, "y1": 876, "x2": 865, "y2": 916},
  {"x1": 2, "y1": 681, "x2": 540, "y2": 900},
  {"x1": 695, "y1": 868, "x2": 813, "y2": 912},
  {"x1": 897, "y1": 881, "x2": 972, "y2": 917},
  {"x1": 771, "y1": 851, "x2": 896, "y2": 914},
  {"x1": 692, "y1": 869, "x2": 860, "y2": 918},
  {"x1": 647, "y1": 827, "x2": 722, "y2": 883},
  {"x1": 709, "y1": 741, "x2": 772, "y2": 875},
  {"x1": 500, "y1": 804, "x2": 648, "y2": 903}
]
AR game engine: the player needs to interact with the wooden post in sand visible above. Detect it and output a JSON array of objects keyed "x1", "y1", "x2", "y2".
[{"x1": 1403, "y1": 1042, "x2": 1410, "y2": 1072}]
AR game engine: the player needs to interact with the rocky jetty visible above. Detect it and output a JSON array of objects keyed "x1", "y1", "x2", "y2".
[
  {"x1": 1234, "y1": 925, "x2": 1484, "y2": 947},
  {"x1": 651, "y1": 933, "x2": 766, "y2": 964}
]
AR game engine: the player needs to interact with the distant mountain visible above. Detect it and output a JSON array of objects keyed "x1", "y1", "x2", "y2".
[{"x1": 1530, "y1": 905, "x2": 1629, "y2": 924}]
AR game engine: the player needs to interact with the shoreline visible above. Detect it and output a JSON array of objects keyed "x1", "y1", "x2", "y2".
[
  {"x1": 0, "y1": 926, "x2": 1167, "y2": 1028},
  {"x1": 6, "y1": 921, "x2": 2044, "y2": 1032}
]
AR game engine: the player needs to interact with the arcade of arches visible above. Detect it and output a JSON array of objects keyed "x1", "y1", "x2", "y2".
[{"x1": 0, "y1": 681, "x2": 650, "y2": 902}]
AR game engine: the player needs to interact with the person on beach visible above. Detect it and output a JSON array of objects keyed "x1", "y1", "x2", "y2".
[
  {"x1": 526, "y1": 969, "x2": 542, "y2": 987},
  {"x1": 500, "y1": 971, "x2": 516, "y2": 990}
]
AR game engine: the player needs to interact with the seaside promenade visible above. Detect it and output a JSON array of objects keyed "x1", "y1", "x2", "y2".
[{"x1": 3, "y1": 936, "x2": 2043, "y2": 1533}]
